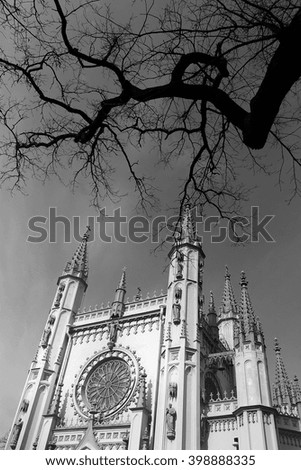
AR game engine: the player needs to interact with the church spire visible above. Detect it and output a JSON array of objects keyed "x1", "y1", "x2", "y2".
[
  {"x1": 220, "y1": 266, "x2": 238, "y2": 316},
  {"x1": 179, "y1": 203, "x2": 196, "y2": 243},
  {"x1": 118, "y1": 268, "x2": 126, "y2": 290},
  {"x1": 273, "y1": 338, "x2": 294, "y2": 409},
  {"x1": 110, "y1": 268, "x2": 127, "y2": 318},
  {"x1": 63, "y1": 227, "x2": 90, "y2": 281},
  {"x1": 168, "y1": 202, "x2": 204, "y2": 260},
  {"x1": 238, "y1": 270, "x2": 258, "y2": 341}
]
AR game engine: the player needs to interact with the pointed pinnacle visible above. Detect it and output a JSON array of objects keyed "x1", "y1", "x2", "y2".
[
  {"x1": 239, "y1": 270, "x2": 258, "y2": 337},
  {"x1": 240, "y1": 270, "x2": 248, "y2": 287},
  {"x1": 225, "y1": 265, "x2": 230, "y2": 279},
  {"x1": 181, "y1": 203, "x2": 196, "y2": 241},
  {"x1": 293, "y1": 376, "x2": 301, "y2": 402},
  {"x1": 209, "y1": 291, "x2": 216, "y2": 313},
  {"x1": 272, "y1": 383, "x2": 278, "y2": 406},
  {"x1": 274, "y1": 337, "x2": 281, "y2": 352},
  {"x1": 49, "y1": 383, "x2": 63, "y2": 415},
  {"x1": 256, "y1": 316, "x2": 264, "y2": 339},
  {"x1": 73, "y1": 227, "x2": 91, "y2": 258},
  {"x1": 118, "y1": 268, "x2": 126, "y2": 290},
  {"x1": 66, "y1": 226, "x2": 90, "y2": 280},
  {"x1": 110, "y1": 268, "x2": 127, "y2": 318},
  {"x1": 221, "y1": 266, "x2": 237, "y2": 315},
  {"x1": 136, "y1": 370, "x2": 147, "y2": 408},
  {"x1": 233, "y1": 317, "x2": 239, "y2": 340},
  {"x1": 165, "y1": 322, "x2": 172, "y2": 342},
  {"x1": 83, "y1": 226, "x2": 91, "y2": 240},
  {"x1": 274, "y1": 337, "x2": 293, "y2": 407},
  {"x1": 180, "y1": 319, "x2": 187, "y2": 338}
]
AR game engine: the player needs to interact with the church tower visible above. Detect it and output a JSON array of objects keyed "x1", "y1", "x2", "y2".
[
  {"x1": 233, "y1": 271, "x2": 278, "y2": 449},
  {"x1": 6, "y1": 229, "x2": 90, "y2": 450},
  {"x1": 273, "y1": 338, "x2": 301, "y2": 418},
  {"x1": 6, "y1": 211, "x2": 301, "y2": 450},
  {"x1": 271, "y1": 338, "x2": 301, "y2": 447},
  {"x1": 154, "y1": 204, "x2": 205, "y2": 449}
]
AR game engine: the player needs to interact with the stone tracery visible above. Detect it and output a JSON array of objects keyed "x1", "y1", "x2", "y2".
[
  {"x1": 86, "y1": 359, "x2": 131, "y2": 412},
  {"x1": 73, "y1": 347, "x2": 140, "y2": 420}
]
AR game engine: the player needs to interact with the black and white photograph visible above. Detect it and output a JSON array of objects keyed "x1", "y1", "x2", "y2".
[{"x1": 0, "y1": 0, "x2": 300, "y2": 461}]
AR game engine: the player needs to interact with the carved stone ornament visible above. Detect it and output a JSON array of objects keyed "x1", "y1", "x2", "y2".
[
  {"x1": 200, "y1": 413, "x2": 210, "y2": 444},
  {"x1": 74, "y1": 348, "x2": 140, "y2": 420},
  {"x1": 107, "y1": 320, "x2": 121, "y2": 350},
  {"x1": 176, "y1": 252, "x2": 184, "y2": 279},
  {"x1": 122, "y1": 430, "x2": 129, "y2": 450},
  {"x1": 110, "y1": 303, "x2": 124, "y2": 319},
  {"x1": 47, "y1": 437, "x2": 57, "y2": 450},
  {"x1": 142, "y1": 427, "x2": 149, "y2": 450},
  {"x1": 10, "y1": 418, "x2": 23, "y2": 449},
  {"x1": 199, "y1": 262, "x2": 204, "y2": 286},
  {"x1": 169, "y1": 382, "x2": 178, "y2": 399},
  {"x1": 64, "y1": 262, "x2": 71, "y2": 273},
  {"x1": 135, "y1": 287, "x2": 142, "y2": 301},
  {"x1": 48, "y1": 313, "x2": 55, "y2": 326},
  {"x1": 166, "y1": 404, "x2": 176, "y2": 440},
  {"x1": 174, "y1": 286, "x2": 182, "y2": 300},
  {"x1": 41, "y1": 326, "x2": 51, "y2": 348},
  {"x1": 32, "y1": 435, "x2": 39, "y2": 450},
  {"x1": 172, "y1": 302, "x2": 181, "y2": 325},
  {"x1": 20, "y1": 399, "x2": 29, "y2": 413},
  {"x1": 54, "y1": 284, "x2": 65, "y2": 308}
]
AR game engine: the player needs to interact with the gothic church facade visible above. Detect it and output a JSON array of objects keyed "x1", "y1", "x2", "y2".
[{"x1": 6, "y1": 207, "x2": 301, "y2": 450}]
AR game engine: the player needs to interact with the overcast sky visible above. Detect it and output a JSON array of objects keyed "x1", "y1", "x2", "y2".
[{"x1": 0, "y1": 141, "x2": 301, "y2": 437}]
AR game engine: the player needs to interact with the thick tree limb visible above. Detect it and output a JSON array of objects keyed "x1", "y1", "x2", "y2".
[
  {"x1": 171, "y1": 51, "x2": 229, "y2": 82},
  {"x1": 76, "y1": 81, "x2": 248, "y2": 144},
  {"x1": 243, "y1": 8, "x2": 301, "y2": 148},
  {"x1": 75, "y1": 6, "x2": 301, "y2": 150}
]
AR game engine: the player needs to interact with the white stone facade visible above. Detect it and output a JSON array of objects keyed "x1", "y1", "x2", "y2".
[{"x1": 6, "y1": 212, "x2": 301, "y2": 450}]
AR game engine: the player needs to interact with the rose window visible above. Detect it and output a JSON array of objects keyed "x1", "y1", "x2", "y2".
[
  {"x1": 73, "y1": 348, "x2": 139, "y2": 419},
  {"x1": 86, "y1": 359, "x2": 131, "y2": 411}
]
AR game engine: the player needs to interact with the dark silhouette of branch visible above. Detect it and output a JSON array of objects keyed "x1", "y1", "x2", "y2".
[{"x1": 0, "y1": 0, "x2": 299, "y2": 214}]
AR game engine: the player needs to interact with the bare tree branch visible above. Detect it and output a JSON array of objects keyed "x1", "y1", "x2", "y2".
[{"x1": 0, "y1": 0, "x2": 300, "y2": 215}]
